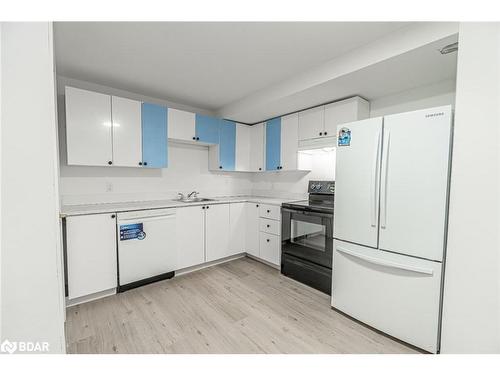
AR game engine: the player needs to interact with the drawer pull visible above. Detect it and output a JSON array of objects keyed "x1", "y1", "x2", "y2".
[
  {"x1": 336, "y1": 247, "x2": 434, "y2": 275},
  {"x1": 266, "y1": 224, "x2": 270, "y2": 228},
  {"x1": 267, "y1": 209, "x2": 270, "y2": 213},
  {"x1": 266, "y1": 239, "x2": 270, "y2": 242}
]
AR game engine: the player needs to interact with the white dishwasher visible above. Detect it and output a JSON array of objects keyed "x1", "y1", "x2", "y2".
[{"x1": 117, "y1": 208, "x2": 177, "y2": 292}]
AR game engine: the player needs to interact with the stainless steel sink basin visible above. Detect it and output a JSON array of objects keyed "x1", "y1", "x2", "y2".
[{"x1": 172, "y1": 197, "x2": 216, "y2": 203}]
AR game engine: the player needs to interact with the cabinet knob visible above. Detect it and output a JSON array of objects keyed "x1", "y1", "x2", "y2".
[
  {"x1": 266, "y1": 224, "x2": 270, "y2": 228},
  {"x1": 206, "y1": 206, "x2": 209, "y2": 209},
  {"x1": 197, "y1": 137, "x2": 200, "y2": 141},
  {"x1": 258, "y1": 167, "x2": 262, "y2": 171},
  {"x1": 138, "y1": 162, "x2": 143, "y2": 166},
  {"x1": 202, "y1": 206, "x2": 205, "y2": 209},
  {"x1": 319, "y1": 132, "x2": 323, "y2": 136},
  {"x1": 256, "y1": 204, "x2": 259, "y2": 207},
  {"x1": 108, "y1": 161, "x2": 113, "y2": 165},
  {"x1": 219, "y1": 166, "x2": 223, "y2": 169},
  {"x1": 143, "y1": 162, "x2": 148, "y2": 166},
  {"x1": 324, "y1": 131, "x2": 328, "y2": 136},
  {"x1": 266, "y1": 239, "x2": 270, "y2": 242},
  {"x1": 192, "y1": 136, "x2": 196, "y2": 140},
  {"x1": 267, "y1": 209, "x2": 270, "y2": 213},
  {"x1": 111, "y1": 214, "x2": 116, "y2": 219}
]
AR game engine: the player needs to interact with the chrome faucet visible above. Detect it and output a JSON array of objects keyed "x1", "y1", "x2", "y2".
[{"x1": 187, "y1": 191, "x2": 199, "y2": 199}]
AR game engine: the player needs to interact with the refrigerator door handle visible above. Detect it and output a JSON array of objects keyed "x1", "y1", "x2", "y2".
[
  {"x1": 370, "y1": 131, "x2": 382, "y2": 227},
  {"x1": 380, "y1": 131, "x2": 391, "y2": 229},
  {"x1": 336, "y1": 246, "x2": 434, "y2": 275}
]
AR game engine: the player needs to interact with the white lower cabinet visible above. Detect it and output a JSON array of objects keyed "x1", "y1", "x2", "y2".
[
  {"x1": 229, "y1": 202, "x2": 246, "y2": 256},
  {"x1": 205, "y1": 204, "x2": 230, "y2": 262},
  {"x1": 176, "y1": 205, "x2": 205, "y2": 270},
  {"x1": 245, "y1": 202, "x2": 282, "y2": 267},
  {"x1": 66, "y1": 213, "x2": 117, "y2": 299},
  {"x1": 259, "y1": 233, "x2": 280, "y2": 266},
  {"x1": 245, "y1": 202, "x2": 260, "y2": 257}
]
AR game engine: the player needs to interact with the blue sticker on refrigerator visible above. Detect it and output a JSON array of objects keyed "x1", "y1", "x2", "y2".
[
  {"x1": 338, "y1": 127, "x2": 351, "y2": 146},
  {"x1": 120, "y1": 223, "x2": 146, "y2": 241}
]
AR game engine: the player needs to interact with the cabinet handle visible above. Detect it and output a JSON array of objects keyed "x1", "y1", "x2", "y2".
[
  {"x1": 138, "y1": 162, "x2": 143, "y2": 166},
  {"x1": 111, "y1": 214, "x2": 116, "y2": 219},
  {"x1": 108, "y1": 161, "x2": 113, "y2": 165}
]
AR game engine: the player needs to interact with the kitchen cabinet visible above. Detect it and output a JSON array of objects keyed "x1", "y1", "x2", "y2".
[
  {"x1": 65, "y1": 86, "x2": 169, "y2": 168},
  {"x1": 259, "y1": 233, "x2": 280, "y2": 266},
  {"x1": 245, "y1": 202, "x2": 260, "y2": 257},
  {"x1": 229, "y1": 202, "x2": 246, "y2": 256},
  {"x1": 265, "y1": 117, "x2": 282, "y2": 171},
  {"x1": 65, "y1": 86, "x2": 112, "y2": 166},
  {"x1": 141, "y1": 102, "x2": 168, "y2": 168},
  {"x1": 195, "y1": 114, "x2": 220, "y2": 144},
  {"x1": 209, "y1": 120, "x2": 236, "y2": 171},
  {"x1": 298, "y1": 106, "x2": 325, "y2": 141},
  {"x1": 235, "y1": 123, "x2": 251, "y2": 171},
  {"x1": 280, "y1": 113, "x2": 300, "y2": 171},
  {"x1": 176, "y1": 205, "x2": 205, "y2": 270},
  {"x1": 168, "y1": 108, "x2": 196, "y2": 142},
  {"x1": 298, "y1": 96, "x2": 370, "y2": 142},
  {"x1": 112, "y1": 96, "x2": 142, "y2": 167},
  {"x1": 249, "y1": 123, "x2": 265, "y2": 172},
  {"x1": 205, "y1": 204, "x2": 230, "y2": 262},
  {"x1": 66, "y1": 213, "x2": 117, "y2": 299},
  {"x1": 324, "y1": 97, "x2": 370, "y2": 136}
]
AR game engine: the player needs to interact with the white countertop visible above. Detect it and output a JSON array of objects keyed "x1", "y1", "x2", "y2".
[{"x1": 60, "y1": 195, "x2": 301, "y2": 216}]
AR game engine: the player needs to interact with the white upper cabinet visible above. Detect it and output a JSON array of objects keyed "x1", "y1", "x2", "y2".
[
  {"x1": 65, "y1": 86, "x2": 113, "y2": 166},
  {"x1": 298, "y1": 96, "x2": 370, "y2": 142},
  {"x1": 298, "y1": 106, "x2": 325, "y2": 141},
  {"x1": 280, "y1": 113, "x2": 299, "y2": 170},
  {"x1": 111, "y1": 96, "x2": 142, "y2": 167},
  {"x1": 324, "y1": 97, "x2": 370, "y2": 136},
  {"x1": 235, "y1": 123, "x2": 251, "y2": 171},
  {"x1": 168, "y1": 108, "x2": 196, "y2": 142},
  {"x1": 249, "y1": 122, "x2": 265, "y2": 172}
]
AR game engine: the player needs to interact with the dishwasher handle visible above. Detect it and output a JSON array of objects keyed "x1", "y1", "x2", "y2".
[{"x1": 118, "y1": 213, "x2": 175, "y2": 224}]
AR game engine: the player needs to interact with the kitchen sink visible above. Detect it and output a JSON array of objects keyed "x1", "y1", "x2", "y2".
[{"x1": 172, "y1": 197, "x2": 216, "y2": 203}]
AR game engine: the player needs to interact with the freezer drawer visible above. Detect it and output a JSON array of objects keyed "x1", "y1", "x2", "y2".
[{"x1": 332, "y1": 240, "x2": 442, "y2": 353}]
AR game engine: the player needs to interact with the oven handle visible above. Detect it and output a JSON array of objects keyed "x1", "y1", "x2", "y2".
[{"x1": 281, "y1": 207, "x2": 333, "y2": 219}]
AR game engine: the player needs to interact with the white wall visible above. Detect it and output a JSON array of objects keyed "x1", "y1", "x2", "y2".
[
  {"x1": 440, "y1": 23, "x2": 500, "y2": 354},
  {"x1": 1, "y1": 23, "x2": 65, "y2": 352},
  {"x1": 370, "y1": 79, "x2": 456, "y2": 117}
]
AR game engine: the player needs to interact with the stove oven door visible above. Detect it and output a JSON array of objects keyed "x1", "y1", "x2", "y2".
[{"x1": 281, "y1": 208, "x2": 333, "y2": 269}]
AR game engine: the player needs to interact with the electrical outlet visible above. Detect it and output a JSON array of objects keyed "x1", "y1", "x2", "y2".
[{"x1": 106, "y1": 182, "x2": 113, "y2": 192}]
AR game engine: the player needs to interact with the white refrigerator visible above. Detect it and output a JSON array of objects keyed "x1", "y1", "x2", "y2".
[{"x1": 332, "y1": 106, "x2": 452, "y2": 353}]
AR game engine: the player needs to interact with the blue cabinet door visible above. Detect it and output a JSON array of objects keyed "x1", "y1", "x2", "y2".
[
  {"x1": 265, "y1": 117, "x2": 281, "y2": 171},
  {"x1": 195, "y1": 114, "x2": 220, "y2": 144},
  {"x1": 219, "y1": 120, "x2": 236, "y2": 171},
  {"x1": 142, "y1": 102, "x2": 168, "y2": 168}
]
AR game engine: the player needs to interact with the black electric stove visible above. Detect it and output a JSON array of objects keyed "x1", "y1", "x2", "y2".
[{"x1": 281, "y1": 181, "x2": 335, "y2": 295}]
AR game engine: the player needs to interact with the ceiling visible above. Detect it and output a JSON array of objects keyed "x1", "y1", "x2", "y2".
[{"x1": 54, "y1": 22, "x2": 411, "y2": 111}]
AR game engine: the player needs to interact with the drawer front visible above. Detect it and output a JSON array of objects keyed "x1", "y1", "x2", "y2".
[
  {"x1": 259, "y1": 204, "x2": 281, "y2": 221},
  {"x1": 259, "y1": 217, "x2": 280, "y2": 235},
  {"x1": 332, "y1": 239, "x2": 442, "y2": 353},
  {"x1": 259, "y1": 233, "x2": 280, "y2": 266}
]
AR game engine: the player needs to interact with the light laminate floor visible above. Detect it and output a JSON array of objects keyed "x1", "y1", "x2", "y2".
[{"x1": 65, "y1": 257, "x2": 419, "y2": 354}]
